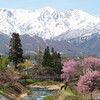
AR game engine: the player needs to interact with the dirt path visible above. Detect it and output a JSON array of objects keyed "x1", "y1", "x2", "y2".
[{"x1": 28, "y1": 84, "x2": 64, "y2": 90}]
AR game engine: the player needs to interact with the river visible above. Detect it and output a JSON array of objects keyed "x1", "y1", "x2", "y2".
[{"x1": 23, "y1": 88, "x2": 55, "y2": 100}]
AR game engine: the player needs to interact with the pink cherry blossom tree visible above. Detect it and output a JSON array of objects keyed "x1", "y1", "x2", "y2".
[
  {"x1": 60, "y1": 57, "x2": 100, "y2": 99},
  {"x1": 61, "y1": 60, "x2": 80, "y2": 90},
  {"x1": 83, "y1": 57, "x2": 100, "y2": 71},
  {"x1": 77, "y1": 71, "x2": 100, "y2": 100},
  {"x1": 61, "y1": 60, "x2": 78, "y2": 81}
]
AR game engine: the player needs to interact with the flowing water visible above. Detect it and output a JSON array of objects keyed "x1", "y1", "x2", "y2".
[{"x1": 23, "y1": 88, "x2": 55, "y2": 100}]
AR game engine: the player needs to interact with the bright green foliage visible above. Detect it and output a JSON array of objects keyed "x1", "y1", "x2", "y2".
[
  {"x1": 0, "y1": 56, "x2": 9, "y2": 71},
  {"x1": 18, "y1": 60, "x2": 32, "y2": 84},
  {"x1": 9, "y1": 33, "x2": 24, "y2": 69},
  {"x1": 18, "y1": 60, "x2": 32, "y2": 69}
]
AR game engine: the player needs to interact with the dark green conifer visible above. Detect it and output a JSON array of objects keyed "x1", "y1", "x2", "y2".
[
  {"x1": 51, "y1": 51, "x2": 62, "y2": 74},
  {"x1": 42, "y1": 46, "x2": 51, "y2": 67},
  {"x1": 55, "y1": 52, "x2": 62, "y2": 74},
  {"x1": 51, "y1": 47, "x2": 54, "y2": 54},
  {"x1": 42, "y1": 46, "x2": 62, "y2": 74},
  {"x1": 9, "y1": 33, "x2": 24, "y2": 69}
]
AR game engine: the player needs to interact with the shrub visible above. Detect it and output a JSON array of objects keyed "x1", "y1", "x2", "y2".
[{"x1": 19, "y1": 79, "x2": 38, "y2": 85}]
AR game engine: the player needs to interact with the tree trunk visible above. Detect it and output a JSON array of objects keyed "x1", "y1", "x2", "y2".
[{"x1": 90, "y1": 92, "x2": 93, "y2": 100}]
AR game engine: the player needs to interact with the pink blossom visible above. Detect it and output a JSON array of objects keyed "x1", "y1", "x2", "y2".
[
  {"x1": 77, "y1": 71, "x2": 100, "y2": 94},
  {"x1": 83, "y1": 57, "x2": 100, "y2": 69},
  {"x1": 61, "y1": 60, "x2": 78, "y2": 81}
]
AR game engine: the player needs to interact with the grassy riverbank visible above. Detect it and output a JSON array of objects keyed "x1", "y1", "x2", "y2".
[
  {"x1": 0, "y1": 82, "x2": 31, "y2": 100},
  {"x1": 44, "y1": 89, "x2": 85, "y2": 100},
  {"x1": 44, "y1": 87, "x2": 100, "y2": 100}
]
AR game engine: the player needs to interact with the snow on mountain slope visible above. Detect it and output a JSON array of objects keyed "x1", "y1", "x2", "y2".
[{"x1": 0, "y1": 7, "x2": 100, "y2": 39}]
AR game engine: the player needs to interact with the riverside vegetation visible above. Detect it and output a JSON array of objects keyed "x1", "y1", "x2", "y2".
[
  {"x1": 44, "y1": 57, "x2": 100, "y2": 100},
  {"x1": 0, "y1": 32, "x2": 100, "y2": 100}
]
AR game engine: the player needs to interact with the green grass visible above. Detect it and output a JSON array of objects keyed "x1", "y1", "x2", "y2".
[
  {"x1": 62, "y1": 88, "x2": 84, "y2": 99},
  {"x1": 19, "y1": 79, "x2": 38, "y2": 85},
  {"x1": 0, "y1": 85, "x2": 10, "y2": 92},
  {"x1": 44, "y1": 95, "x2": 53, "y2": 100},
  {"x1": 44, "y1": 90, "x2": 85, "y2": 100},
  {"x1": 44, "y1": 88, "x2": 85, "y2": 100}
]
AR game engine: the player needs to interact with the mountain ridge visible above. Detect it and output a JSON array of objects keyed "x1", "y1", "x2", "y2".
[
  {"x1": 0, "y1": 7, "x2": 100, "y2": 56},
  {"x1": 0, "y1": 33, "x2": 87, "y2": 56},
  {"x1": 0, "y1": 7, "x2": 100, "y2": 40}
]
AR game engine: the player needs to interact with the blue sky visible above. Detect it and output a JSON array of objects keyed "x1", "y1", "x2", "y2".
[{"x1": 0, "y1": 0, "x2": 100, "y2": 15}]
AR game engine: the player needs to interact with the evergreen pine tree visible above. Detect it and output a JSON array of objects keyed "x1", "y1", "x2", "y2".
[
  {"x1": 56, "y1": 52, "x2": 62, "y2": 74},
  {"x1": 42, "y1": 46, "x2": 62, "y2": 74},
  {"x1": 51, "y1": 47, "x2": 54, "y2": 54},
  {"x1": 9, "y1": 33, "x2": 24, "y2": 69},
  {"x1": 51, "y1": 50, "x2": 62, "y2": 74},
  {"x1": 42, "y1": 46, "x2": 51, "y2": 67}
]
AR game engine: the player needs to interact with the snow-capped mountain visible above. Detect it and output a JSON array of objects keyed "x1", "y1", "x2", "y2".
[
  {"x1": 0, "y1": 7, "x2": 100, "y2": 56},
  {"x1": 0, "y1": 7, "x2": 67, "y2": 39},
  {"x1": 0, "y1": 7, "x2": 100, "y2": 40},
  {"x1": 53, "y1": 9, "x2": 100, "y2": 41}
]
